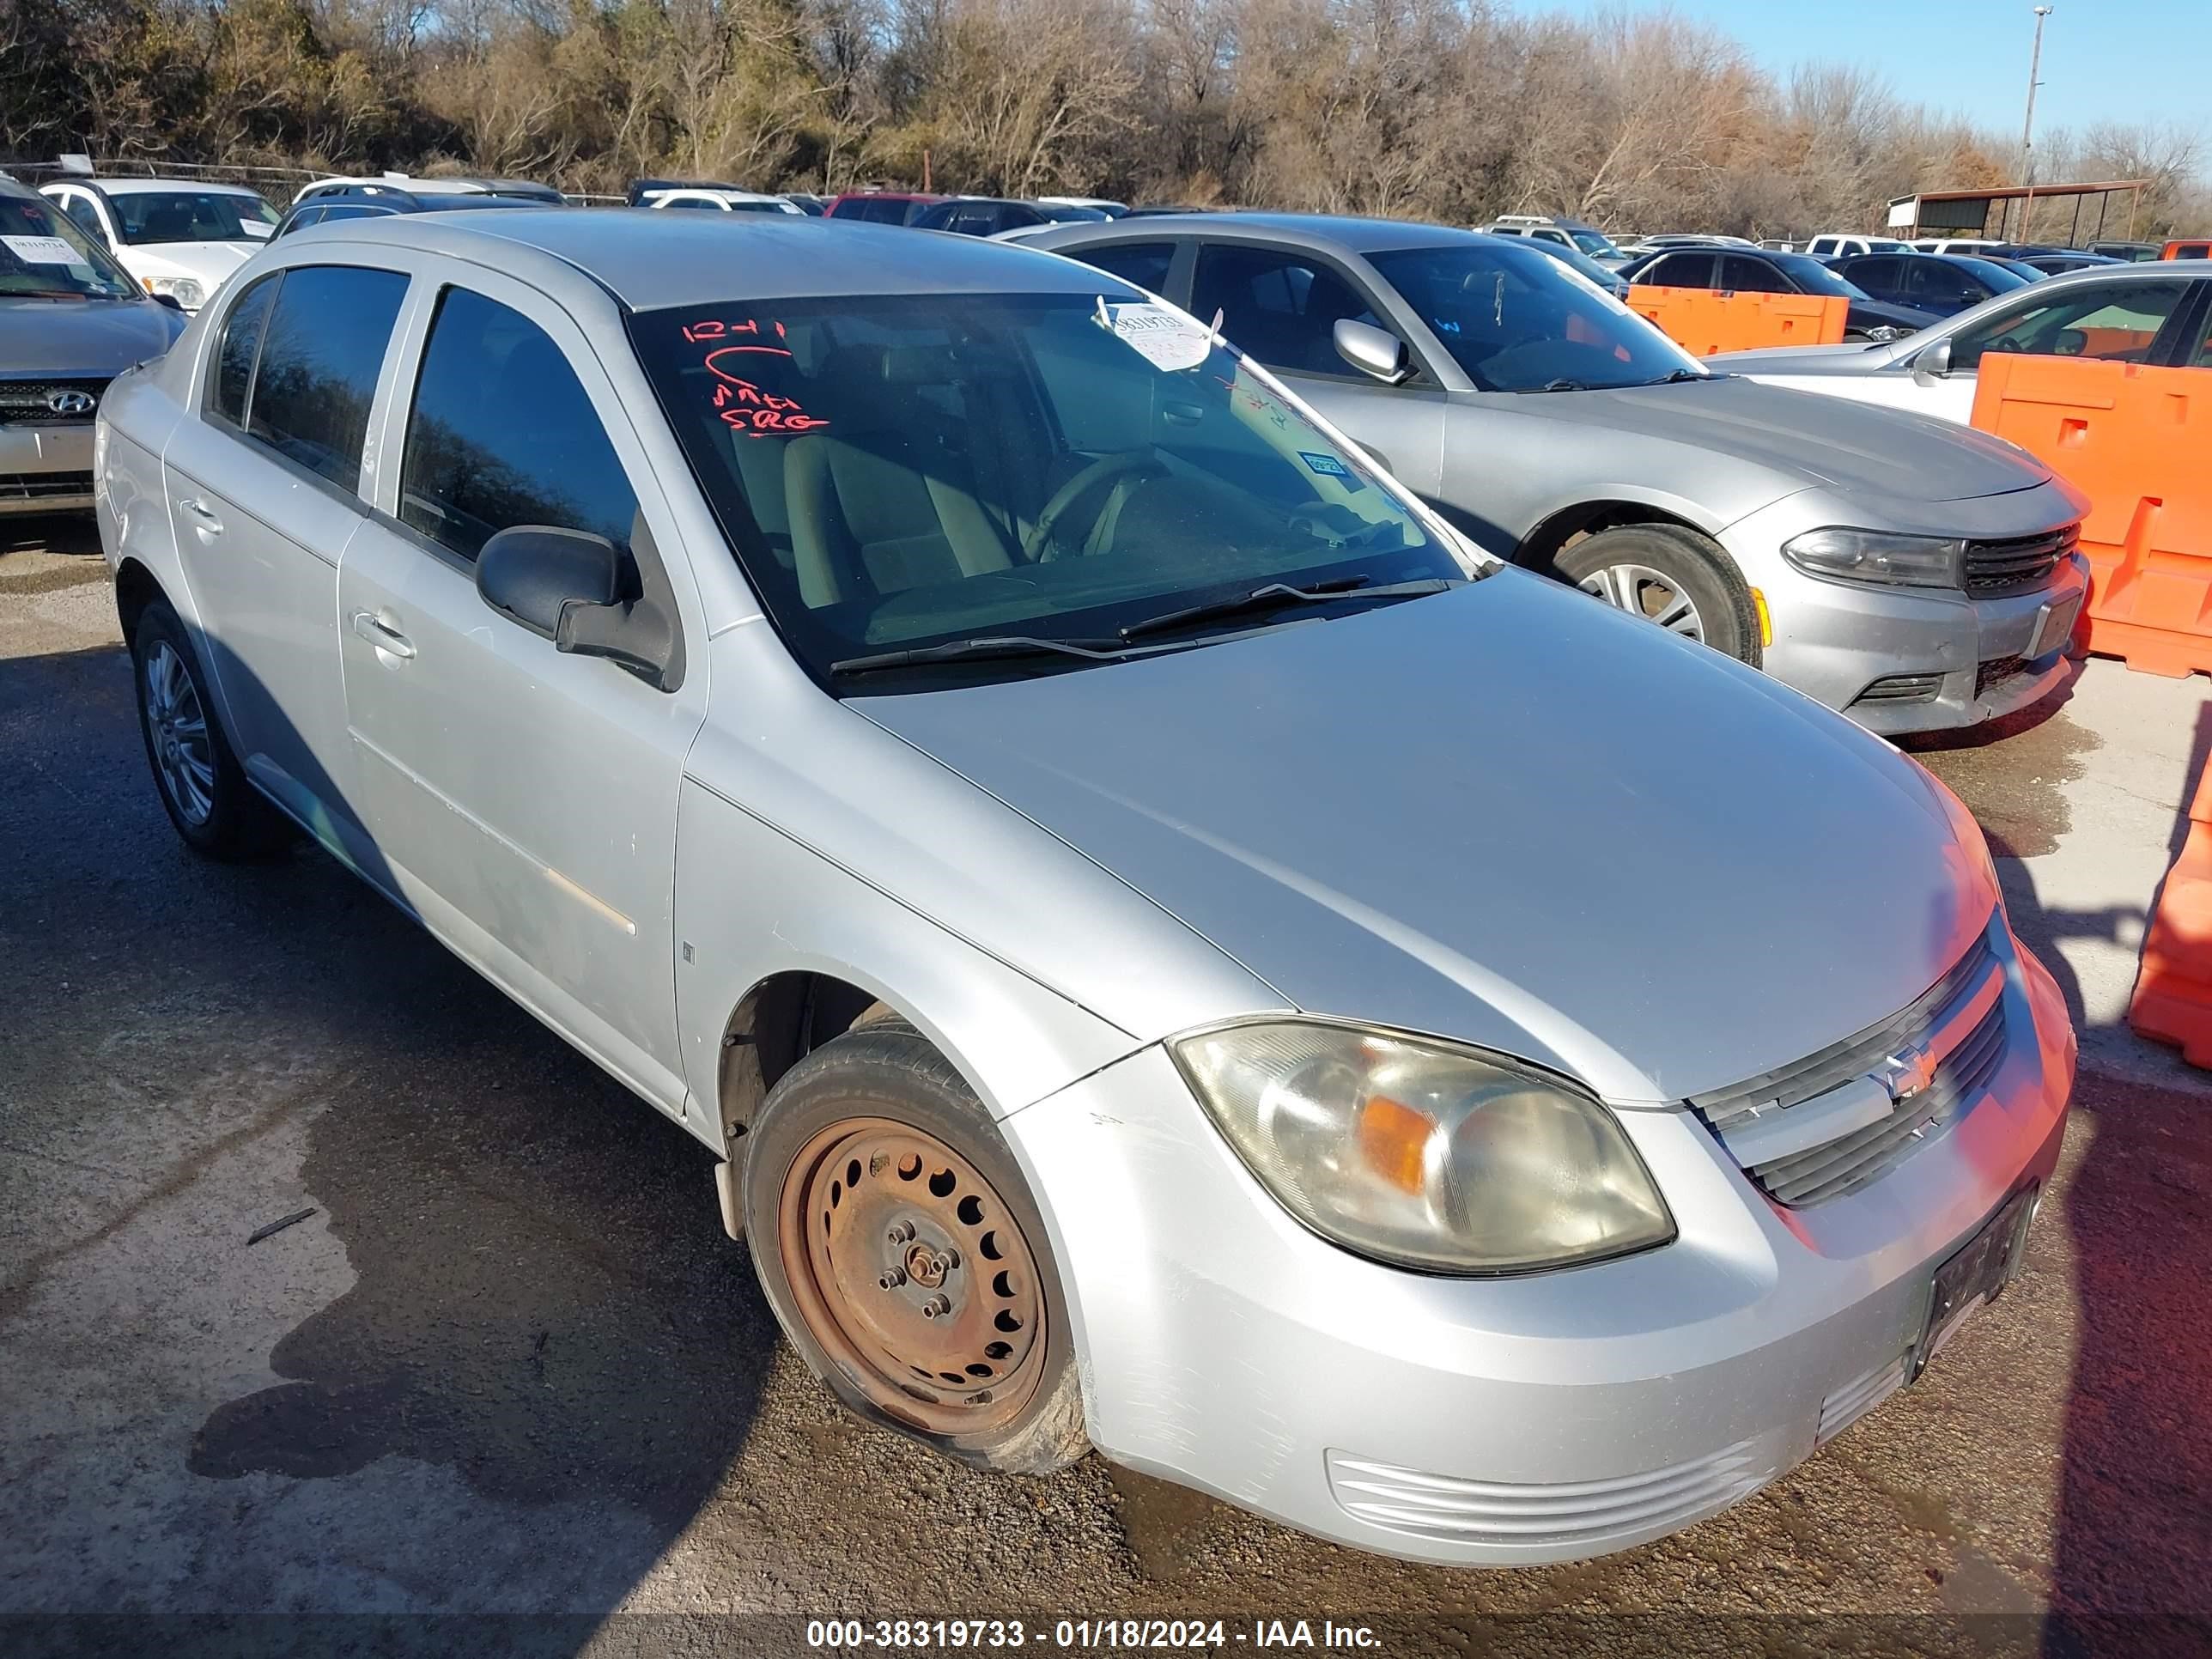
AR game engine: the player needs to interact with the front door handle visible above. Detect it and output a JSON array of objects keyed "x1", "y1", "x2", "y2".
[
  {"x1": 350, "y1": 610, "x2": 416, "y2": 660},
  {"x1": 177, "y1": 497, "x2": 222, "y2": 538}
]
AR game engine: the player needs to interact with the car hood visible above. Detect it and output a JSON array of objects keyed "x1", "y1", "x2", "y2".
[
  {"x1": 1847, "y1": 298, "x2": 1942, "y2": 332},
  {"x1": 0, "y1": 295, "x2": 182, "y2": 374},
  {"x1": 1462, "y1": 374, "x2": 2045, "y2": 503},
  {"x1": 858, "y1": 572, "x2": 1996, "y2": 1104},
  {"x1": 1705, "y1": 339, "x2": 1911, "y2": 374}
]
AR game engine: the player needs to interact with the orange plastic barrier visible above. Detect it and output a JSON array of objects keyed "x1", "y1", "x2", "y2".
[
  {"x1": 1970, "y1": 354, "x2": 2212, "y2": 678},
  {"x1": 1625, "y1": 286, "x2": 1848, "y2": 356},
  {"x1": 2131, "y1": 756, "x2": 2212, "y2": 1067}
]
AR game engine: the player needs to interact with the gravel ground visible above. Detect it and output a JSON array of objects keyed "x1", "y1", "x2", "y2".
[{"x1": 3, "y1": 527, "x2": 2209, "y2": 1659}]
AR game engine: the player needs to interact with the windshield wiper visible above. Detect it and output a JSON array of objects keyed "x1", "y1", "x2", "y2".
[
  {"x1": 1532, "y1": 378, "x2": 1589, "y2": 392},
  {"x1": 1652, "y1": 367, "x2": 1718, "y2": 384},
  {"x1": 1119, "y1": 575, "x2": 1460, "y2": 641},
  {"x1": 830, "y1": 635, "x2": 1133, "y2": 677}
]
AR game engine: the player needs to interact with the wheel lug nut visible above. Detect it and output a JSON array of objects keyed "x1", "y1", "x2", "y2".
[
  {"x1": 887, "y1": 1222, "x2": 915, "y2": 1245},
  {"x1": 919, "y1": 1294, "x2": 951, "y2": 1320},
  {"x1": 878, "y1": 1267, "x2": 907, "y2": 1291}
]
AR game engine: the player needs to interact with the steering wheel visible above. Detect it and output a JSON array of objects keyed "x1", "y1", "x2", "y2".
[{"x1": 1024, "y1": 450, "x2": 1162, "y2": 562}]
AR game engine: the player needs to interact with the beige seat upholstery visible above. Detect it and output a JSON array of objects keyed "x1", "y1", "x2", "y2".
[{"x1": 785, "y1": 346, "x2": 1018, "y2": 608}]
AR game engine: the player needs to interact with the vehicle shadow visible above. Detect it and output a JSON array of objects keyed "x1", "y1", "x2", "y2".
[
  {"x1": 0, "y1": 630, "x2": 775, "y2": 1646},
  {"x1": 1982, "y1": 701, "x2": 2212, "y2": 1655}
]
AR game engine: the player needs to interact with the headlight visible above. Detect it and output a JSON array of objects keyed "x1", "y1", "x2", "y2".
[
  {"x1": 144, "y1": 276, "x2": 206, "y2": 310},
  {"x1": 1783, "y1": 527, "x2": 1963, "y2": 589},
  {"x1": 1170, "y1": 1021, "x2": 1674, "y2": 1274}
]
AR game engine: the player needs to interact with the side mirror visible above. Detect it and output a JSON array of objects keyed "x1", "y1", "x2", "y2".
[
  {"x1": 1334, "y1": 318, "x2": 1411, "y2": 385},
  {"x1": 1913, "y1": 337, "x2": 1954, "y2": 380},
  {"x1": 476, "y1": 525, "x2": 675, "y2": 686}
]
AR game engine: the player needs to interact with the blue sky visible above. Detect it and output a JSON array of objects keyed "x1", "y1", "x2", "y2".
[{"x1": 1565, "y1": 0, "x2": 2210, "y2": 157}]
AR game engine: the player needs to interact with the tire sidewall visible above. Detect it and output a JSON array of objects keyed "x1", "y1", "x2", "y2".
[
  {"x1": 1553, "y1": 523, "x2": 1757, "y2": 665},
  {"x1": 742, "y1": 1028, "x2": 1087, "y2": 1474}
]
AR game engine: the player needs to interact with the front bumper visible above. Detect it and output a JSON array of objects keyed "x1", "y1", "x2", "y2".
[
  {"x1": 0, "y1": 422, "x2": 95, "y2": 514},
  {"x1": 1003, "y1": 928, "x2": 2075, "y2": 1567}
]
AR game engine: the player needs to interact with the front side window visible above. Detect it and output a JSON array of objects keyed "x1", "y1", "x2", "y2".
[
  {"x1": 244, "y1": 264, "x2": 409, "y2": 490},
  {"x1": 1190, "y1": 246, "x2": 1387, "y2": 377},
  {"x1": 400, "y1": 286, "x2": 638, "y2": 562},
  {"x1": 210, "y1": 272, "x2": 280, "y2": 427},
  {"x1": 1721, "y1": 255, "x2": 1788, "y2": 294},
  {"x1": 1950, "y1": 279, "x2": 2192, "y2": 372},
  {"x1": 1906, "y1": 259, "x2": 1983, "y2": 307},
  {"x1": 1371, "y1": 241, "x2": 1704, "y2": 392},
  {"x1": 1765, "y1": 252, "x2": 1865, "y2": 299},
  {"x1": 1067, "y1": 241, "x2": 1176, "y2": 294},
  {"x1": 112, "y1": 191, "x2": 278, "y2": 245},
  {"x1": 633, "y1": 292, "x2": 1464, "y2": 684}
]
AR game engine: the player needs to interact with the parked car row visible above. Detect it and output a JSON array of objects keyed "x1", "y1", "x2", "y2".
[{"x1": 89, "y1": 204, "x2": 2078, "y2": 1572}]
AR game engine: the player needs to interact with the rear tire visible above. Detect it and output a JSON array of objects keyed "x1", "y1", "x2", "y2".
[
  {"x1": 131, "y1": 599, "x2": 290, "y2": 860},
  {"x1": 1552, "y1": 523, "x2": 1759, "y2": 666},
  {"x1": 743, "y1": 1024, "x2": 1090, "y2": 1475}
]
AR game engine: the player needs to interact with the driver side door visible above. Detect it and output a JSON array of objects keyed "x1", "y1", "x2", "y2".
[
  {"x1": 1186, "y1": 241, "x2": 1446, "y2": 498},
  {"x1": 1918, "y1": 276, "x2": 2204, "y2": 422}
]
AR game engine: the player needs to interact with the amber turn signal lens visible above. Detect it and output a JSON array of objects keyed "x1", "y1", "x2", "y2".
[{"x1": 1357, "y1": 1094, "x2": 1434, "y2": 1194}]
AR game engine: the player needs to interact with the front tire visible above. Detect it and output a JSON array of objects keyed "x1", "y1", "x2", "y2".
[
  {"x1": 1553, "y1": 523, "x2": 1759, "y2": 665},
  {"x1": 743, "y1": 1024, "x2": 1089, "y2": 1475},
  {"x1": 131, "y1": 599, "x2": 289, "y2": 859}
]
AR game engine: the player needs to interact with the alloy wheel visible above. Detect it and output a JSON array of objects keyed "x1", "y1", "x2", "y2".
[
  {"x1": 1577, "y1": 562, "x2": 1707, "y2": 641},
  {"x1": 143, "y1": 640, "x2": 216, "y2": 825}
]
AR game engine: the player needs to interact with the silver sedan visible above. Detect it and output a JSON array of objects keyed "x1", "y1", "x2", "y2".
[
  {"x1": 96, "y1": 209, "x2": 2075, "y2": 1566},
  {"x1": 1026, "y1": 216, "x2": 2092, "y2": 734}
]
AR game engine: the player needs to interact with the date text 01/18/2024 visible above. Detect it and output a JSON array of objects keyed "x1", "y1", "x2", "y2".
[{"x1": 805, "y1": 1620, "x2": 1383, "y2": 1650}]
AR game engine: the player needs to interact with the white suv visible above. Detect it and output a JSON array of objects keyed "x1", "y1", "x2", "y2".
[
  {"x1": 39, "y1": 177, "x2": 277, "y2": 313},
  {"x1": 1804, "y1": 234, "x2": 1909, "y2": 258}
]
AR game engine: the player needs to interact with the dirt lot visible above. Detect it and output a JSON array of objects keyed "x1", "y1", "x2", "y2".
[{"x1": 3, "y1": 522, "x2": 2210, "y2": 1658}]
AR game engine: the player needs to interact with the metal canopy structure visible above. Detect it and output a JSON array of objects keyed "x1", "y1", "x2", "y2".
[{"x1": 1887, "y1": 179, "x2": 2151, "y2": 246}]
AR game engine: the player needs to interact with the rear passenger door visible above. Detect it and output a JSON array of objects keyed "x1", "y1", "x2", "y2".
[
  {"x1": 337, "y1": 271, "x2": 709, "y2": 1115},
  {"x1": 1188, "y1": 241, "x2": 1445, "y2": 495},
  {"x1": 165, "y1": 261, "x2": 410, "y2": 864}
]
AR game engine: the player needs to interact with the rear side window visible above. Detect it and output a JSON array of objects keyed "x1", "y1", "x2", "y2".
[
  {"x1": 1642, "y1": 252, "x2": 1715, "y2": 287},
  {"x1": 210, "y1": 273, "x2": 280, "y2": 428},
  {"x1": 244, "y1": 265, "x2": 409, "y2": 490},
  {"x1": 398, "y1": 286, "x2": 638, "y2": 562},
  {"x1": 1070, "y1": 241, "x2": 1176, "y2": 293}
]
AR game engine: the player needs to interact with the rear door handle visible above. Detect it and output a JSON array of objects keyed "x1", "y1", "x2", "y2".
[
  {"x1": 350, "y1": 610, "x2": 416, "y2": 660},
  {"x1": 177, "y1": 497, "x2": 222, "y2": 537}
]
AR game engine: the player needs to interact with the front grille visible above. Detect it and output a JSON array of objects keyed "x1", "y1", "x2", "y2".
[
  {"x1": 1324, "y1": 1437, "x2": 1777, "y2": 1551},
  {"x1": 0, "y1": 471, "x2": 94, "y2": 504},
  {"x1": 1690, "y1": 933, "x2": 2008, "y2": 1206},
  {"x1": 0, "y1": 380, "x2": 107, "y2": 424},
  {"x1": 1964, "y1": 526, "x2": 2075, "y2": 595},
  {"x1": 1852, "y1": 672, "x2": 1945, "y2": 706}
]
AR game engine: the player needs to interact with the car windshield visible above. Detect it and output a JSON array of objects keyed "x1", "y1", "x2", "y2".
[
  {"x1": 0, "y1": 196, "x2": 142, "y2": 299},
  {"x1": 1364, "y1": 242, "x2": 1703, "y2": 392},
  {"x1": 1945, "y1": 255, "x2": 2031, "y2": 292},
  {"x1": 1766, "y1": 252, "x2": 1869, "y2": 300},
  {"x1": 634, "y1": 292, "x2": 1469, "y2": 685},
  {"x1": 1516, "y1": 238, "x2": 1621, "y2": 289},
  {"x1": 112, "y1": 190, "x2": 279, "y2": 245},
  {"x1": 1569, "y1": 230, "x2": 1620, "y2": 258},
  {"x1": 1036, "y1": 204, "x2": 1109, "y2": 222}
]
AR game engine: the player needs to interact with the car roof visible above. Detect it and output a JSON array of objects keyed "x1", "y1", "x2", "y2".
[
  {"x1": 50, "y1": 176, "x2": 263, "y2": 197},
  {"x1": 300, "y1": 209, "x2": 1144, "y2": 309},
  {"x1": 1036, "y1": 212, "x2": 1484, "y2": 256}
]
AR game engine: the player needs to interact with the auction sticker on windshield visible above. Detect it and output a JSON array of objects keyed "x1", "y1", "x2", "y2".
[
  {"x1": 1101, "y1": 301, "x2": 1210, "y2": 372},
  {"x1": 2, "y1": 236, "x2": 85, "y2": 265}
]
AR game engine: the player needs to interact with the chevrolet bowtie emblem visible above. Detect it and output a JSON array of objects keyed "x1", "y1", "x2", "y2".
[{"x1": 1879, "y1": 1042, "x2": 1939, "y2": 1103}]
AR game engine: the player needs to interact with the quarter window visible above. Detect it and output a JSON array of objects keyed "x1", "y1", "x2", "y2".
[
  {"x1": 210, "y1": 272, "x2": 281, "y2": 428},
  {"x1": 1950, "y1": 280, "x2": 2191, "y2": 372},
  {"x1": 1189, "y1": 246, "x2": 1386, "y2": 376},
  {"x1": 399, "y1": 286, "x2": 638, "y2": 563},
  {"x1": 243, "y1": 264, "x2": 409, "y2": 491}
]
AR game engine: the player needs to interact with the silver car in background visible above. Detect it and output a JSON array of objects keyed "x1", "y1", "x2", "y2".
[
  {"x1": 1028, "y1": 216, "x2": 2093, "y2": 734},
  {"x1": 97, "y1": 210, "x2": 2075, "y2": 1566},
  {"x1": 1, "y1": 178, "x2": 185, "y2": 514}
]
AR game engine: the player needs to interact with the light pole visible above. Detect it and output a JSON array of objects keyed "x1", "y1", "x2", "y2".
[{"x1": 2017, "y1": 5, "x2": 2052, "y2": 241}]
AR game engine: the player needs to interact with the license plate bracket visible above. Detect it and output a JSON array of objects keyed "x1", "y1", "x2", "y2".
[
  {"x1": 1910, "y1": 1185, "x2": 2037, "y2": 1382},
  {"x1": 2027, "y1": 592, "x2": 2083, "y2": 660}
]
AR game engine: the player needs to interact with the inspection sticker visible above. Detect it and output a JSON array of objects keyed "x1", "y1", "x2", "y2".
[
  {"x1": 1298, "y1": 451, "x2": 1352, "y2": 479},
  {"x1": 2, "y1": 235, "x2": 85, "y2": 266},
  {"x1": 1100, "y1": 301, "x2": 1212, "y2": 371}
]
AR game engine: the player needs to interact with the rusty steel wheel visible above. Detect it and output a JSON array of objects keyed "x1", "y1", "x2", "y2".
[{"x1": 777, "y1": 1116, "x2": 1048, "y2": 1437}]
